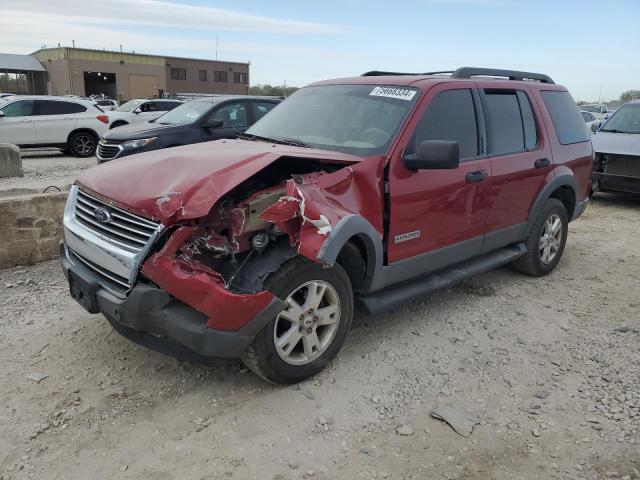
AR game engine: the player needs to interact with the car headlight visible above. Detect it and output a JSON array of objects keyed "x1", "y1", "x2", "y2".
[{"x1": 122, "y1": 137, "x2": 157, "y2": 149}]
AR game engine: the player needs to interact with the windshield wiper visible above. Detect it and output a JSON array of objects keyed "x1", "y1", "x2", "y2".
[
  {"x1": 600, "y1": 129, "x2": 628, "y2": 133},
  {"x1": 237, "y1": 133, "x2": 308, "y2": 147}
]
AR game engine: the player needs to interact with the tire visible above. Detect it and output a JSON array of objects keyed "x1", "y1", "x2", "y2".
[
  {"x1": 110, "y1": 121, "x2": 128, "y2": 129},
  {"x1": 242, "y1": 257, "x2": 353, "y2": 384},
  {"x1": 512, "y1": 198, "x2": 568, "y2": 276},
  {"x1": 68, "y1": 131, "x2": 98, "y2": 157}
]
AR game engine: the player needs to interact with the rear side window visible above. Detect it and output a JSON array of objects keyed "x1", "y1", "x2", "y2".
[
  {"x1": 35, "y1": 100, "x2": 87, "y2": 115},
  {"x1": 252, "y1": 101, "x2": 277, "y2": 122},
  {"x1": 411, "y1": 89, "x2": 479, "y2": 160},
  {"x1": 483, "y1": 90, "x2": 538, "y2": 155},
  {"x1": 157, "y1": 102, "x2": 180, "y2": 111},
  {"x1": 541, "y1": 91, "x2": 590, "y2": 145}
]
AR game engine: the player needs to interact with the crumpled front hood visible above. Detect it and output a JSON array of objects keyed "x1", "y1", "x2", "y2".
[
  {"x1": 76, "y1": 139, "x2": 361, "y2": 224},
  {"x1": 592, "y1": 131, "x2": 640, "y2": 156}
]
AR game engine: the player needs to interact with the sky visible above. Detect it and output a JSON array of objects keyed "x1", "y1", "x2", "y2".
[{"x1": 1, "y1": 0, "x2": 639, "y2": 101}]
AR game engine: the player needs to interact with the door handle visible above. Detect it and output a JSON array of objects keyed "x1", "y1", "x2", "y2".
[
  {"x1": 465, "y1": 170, "x2": 487, "y2": 183},
  {"x1": 535, "y1": 158, "x2": 551, "y2": 168}
]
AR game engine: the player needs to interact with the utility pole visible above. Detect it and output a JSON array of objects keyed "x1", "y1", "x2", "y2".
[
  {"x1": 215, "y1": 34, "x2": 219, "y2": 61},
  {"x1": 598, "y1": 83, "x2": 603, "y2": 104}
]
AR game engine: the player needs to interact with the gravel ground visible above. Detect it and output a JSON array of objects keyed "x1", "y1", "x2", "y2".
[
  {"x1": 0, "y1": 193, "x2": 639, "y2": 480},
  {"x1": 0, "y1": 150, "x2": 95, "y2": 194}
]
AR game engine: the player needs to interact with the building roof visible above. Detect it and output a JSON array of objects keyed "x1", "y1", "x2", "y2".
[{"x1": 0, "y1": 53, "x2": 45, "y2": 72}]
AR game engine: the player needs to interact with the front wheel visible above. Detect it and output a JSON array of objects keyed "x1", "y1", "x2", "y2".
[
  {"x1": 512, "y1": 198, "x2": 568, "y2": 276},
  {"x1": 69, "y1": 131, "x2": 97, "y2": 157},
  {"x1": 242, "y1": 257, "x2": 353, "y2": 384}
]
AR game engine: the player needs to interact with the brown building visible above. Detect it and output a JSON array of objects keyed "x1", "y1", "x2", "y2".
[{"x1": 31, "y1": 47, "x2": 249, "y2": 101}]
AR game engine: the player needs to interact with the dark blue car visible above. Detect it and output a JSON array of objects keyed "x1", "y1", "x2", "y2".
[{"x1": 96, "y1": 95, "x2": 280, "y2": 163}]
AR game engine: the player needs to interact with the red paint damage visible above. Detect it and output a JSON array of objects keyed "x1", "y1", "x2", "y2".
[
  {"x1": 141, "y1": 226, "x2": 274, "y2": 331},
  {"x1": 85, "y1": 139, "x2": 385, "y2": 330}
]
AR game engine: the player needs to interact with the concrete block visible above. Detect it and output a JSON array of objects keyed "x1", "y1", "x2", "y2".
[
  {"x1": 0, "y1": 191, "x2": 68, "y2": 269},
  {"x1": 0, "y1": 143, "x2": 23, "y2": 178}
]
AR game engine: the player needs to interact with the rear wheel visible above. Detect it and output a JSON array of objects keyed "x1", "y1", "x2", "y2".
[
  {"x1": 68, "y1": 131, "x2": 97, "y2": 157},
  {"x1": 513, "y1": 198, "x2": 568, "y2": 276},
  {"x1": 242, "y1": 257, "x2": 353, "y2": 384}
]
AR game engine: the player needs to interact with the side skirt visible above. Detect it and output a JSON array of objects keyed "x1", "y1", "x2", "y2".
[{"x1": 357, "y1": 242, "x2": 527, "y2": 316}]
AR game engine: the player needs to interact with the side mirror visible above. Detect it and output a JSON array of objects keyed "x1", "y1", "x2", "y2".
[
  {"x1": 591, "y1": 122, "x2": 600, "y2": 133},
  {"x1": 0, "y1": 110, "x2": 4, "y2": 118},
  {"x1": 133, "y1": 107, "x2": 142, "y2": 114},
  {"x1": 203, "y1": 118, "x2": 223, "y2": 128},
  {"x1": 403, "y1": 140, "x2": 460, "y2": 170}
]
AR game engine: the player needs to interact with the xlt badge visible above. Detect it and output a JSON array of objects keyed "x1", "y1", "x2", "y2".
[{"x1": 394, "y1": 230, "x2": 421, "y2": 243}]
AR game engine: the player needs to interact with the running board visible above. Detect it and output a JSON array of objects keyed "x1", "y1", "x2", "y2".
[{"x1": 357, "y1": 243, "x2": 527, "y2": 316}]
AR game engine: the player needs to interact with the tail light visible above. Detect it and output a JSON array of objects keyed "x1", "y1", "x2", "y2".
[{"x1": 97, "y1": 115, "x2": 109, "y2": 124}]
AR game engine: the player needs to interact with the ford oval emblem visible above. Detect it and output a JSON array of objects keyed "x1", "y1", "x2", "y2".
[{"x1": 93, "y1": 207, "x2": 112, "y2": 223}]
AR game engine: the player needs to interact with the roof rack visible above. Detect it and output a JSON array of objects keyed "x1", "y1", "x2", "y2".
[{"x1": 362, "y1": 67, "x2": 555, "y2": 84}]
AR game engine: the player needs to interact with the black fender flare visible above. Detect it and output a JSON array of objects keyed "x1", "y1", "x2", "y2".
[
  {"x1": 317, "y1": 214, "x2": 384, "y2": 293},
  {"x1": 525, "y1": 173, "x2": 578, "y2": 236}
]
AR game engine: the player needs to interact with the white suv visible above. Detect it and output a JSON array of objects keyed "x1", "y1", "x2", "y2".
[
  {"x1": 108, "y1": 99, "x2": 182, "y2": 129},
  {"x1": 0, "y1": 96, "x2": 109, "y2": 157}
]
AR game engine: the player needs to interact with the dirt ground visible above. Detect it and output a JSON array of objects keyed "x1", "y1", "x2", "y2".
[
  {"x1": 0, "y1": 193, "x2": 639, "y2": 480},
  {"x1": 0, "y1": 150, "x2": 96, "y2": 194}
]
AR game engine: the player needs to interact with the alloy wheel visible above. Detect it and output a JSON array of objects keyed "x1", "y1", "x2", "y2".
[
  {"x1": 539, "y1": 213, "x2": 563, "y2": 264},
  {"x1": 273, "y1": 280, "x2": 341, "y2": 365},
  {"x1": 74, "y1": 135, "x2": 95, "y2": 155}
]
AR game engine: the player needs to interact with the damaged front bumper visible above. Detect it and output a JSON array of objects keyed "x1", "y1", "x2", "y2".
[
  {"x1": 60, "y1": 243, "x2": 285, "y2": 361},
  {"x1": 593, "y1": 153, "x2": 640, "y2": 195}
]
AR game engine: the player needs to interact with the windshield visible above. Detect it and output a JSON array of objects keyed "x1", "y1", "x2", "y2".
[
  {"x1": 154, "y1": 101, "x2": 213, "y2": 125},
  {"x1": 600, "y1": 103, "x2": 640, "y2": 134},
  {"x1": 581, "y1": 105, "x2": 603, "y2": 113},
  {"x1": 245, "y1": 84, "x2": 420, "y2": 155},
  {"x1": 116, "y1": 100, "x2": 144, "y2": 112}
]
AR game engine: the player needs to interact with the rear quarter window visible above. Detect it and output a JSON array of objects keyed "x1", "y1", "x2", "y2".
[{"x1": 541, "y1": 91, "x2": 590, "y2": 145}]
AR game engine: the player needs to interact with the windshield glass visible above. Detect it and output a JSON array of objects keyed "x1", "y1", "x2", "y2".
[
  {"x1": 154, "y1": 101, "x2": 213, "y2": 125},
  {"x1": 246, "y1": 84, "x2": 420, "y2": 155},
  {"x1": 116, "y1": 100, "x2": 144, "y2": 112},
  {"x1": 600, "y1": 103, "x2": 640, "y2": 134},
  {"x1": 581, "y1": 105, "x2": 602, "y2": 113}
]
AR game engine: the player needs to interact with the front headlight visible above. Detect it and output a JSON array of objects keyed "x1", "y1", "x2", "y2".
[{"x1": 122, "y1": 137, "x2": 157, "y2": 149}]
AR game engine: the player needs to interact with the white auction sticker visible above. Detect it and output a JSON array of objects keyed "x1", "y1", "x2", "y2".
[{"x1": 369, "y1": 86, "x2": 417, "y2": 101}]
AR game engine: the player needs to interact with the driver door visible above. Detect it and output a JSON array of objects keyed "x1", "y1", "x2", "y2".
[
  {"x1": 387, "y1": 84, "x2": 490, "y2": 276},
  {"x1": 200, "y1": 101, "x2": 249, "y2": 142}
]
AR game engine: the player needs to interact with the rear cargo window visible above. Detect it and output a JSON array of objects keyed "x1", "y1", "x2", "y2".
[{"x1": 541, "y1": 91, "x2": 590, "y2": 145}]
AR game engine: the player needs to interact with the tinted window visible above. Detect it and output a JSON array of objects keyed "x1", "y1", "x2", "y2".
[
  {"x1": 252, "y1": 101, "x2": 277, "y2": 122},
  {"x1": 96, "y1": 100, "x2": 112, "y2": 106},
  {"x1": 484, "y1": 91, "x2": 524, "y2": 155},
  {"x1": 141, "y1": 102, "x2": 157, "y2": 112},
  {"x1": 209, "y1": 102, "x2": 248, "y2": 128},
  {"x1": 517, "y1": 91, "x2": 538, "y2": 150},
  {"x1": 411, "y1": 89, "x2": 478, "y2": 159},
  {"x1": 541, "y1": 91, "x2": 590, "y2": 145},
  {"x1": 157, "y1": 101, "x2": 180, "y2": 111},
  {"x1": 214, "y1": 71, "x2": 228, "y2": 82},
  {"x1": 35, "y1": 100, "x2": 86, "y2": 115},
  {"x1": 2, "y1": 100, "x2": 34, "y2": 117}
]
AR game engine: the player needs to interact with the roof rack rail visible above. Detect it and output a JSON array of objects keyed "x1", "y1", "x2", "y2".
[
  {"x1": 451, "y1": 67, "x2": 554, "y2": 84},
  {"x1": 361, "y1": 67, "x2": 554, "y2": 84}
]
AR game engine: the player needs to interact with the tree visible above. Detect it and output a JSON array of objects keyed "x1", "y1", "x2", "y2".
[
  {"x1": 249, "y1": 84, "x2": 298, "y2": 97},
  {"x1": 620, "y1": 90, "x2": 640, "y2": 102}
]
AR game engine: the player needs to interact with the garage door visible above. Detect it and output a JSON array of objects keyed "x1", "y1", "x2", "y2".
[{"x1": 128, "y1": 75, "x2": 158, "y2": 99}]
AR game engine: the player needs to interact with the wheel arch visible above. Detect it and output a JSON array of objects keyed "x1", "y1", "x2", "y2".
[
  {"x1": 526, "y1": 173, "x2": 578, "y2": 237},
  {"x1": 317, "y1": 215, "x2": 384, "y2": 294},
  {"x1": 66, "y1": 128, "x2": 99, "y2": 145}
]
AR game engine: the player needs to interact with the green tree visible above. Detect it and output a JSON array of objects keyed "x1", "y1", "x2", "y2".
[
  {"x1": 249, "y1": 84, "x2": 298, "y2": 97},
  {"x1": 620, "y1": 90, "x2": 640, "y2": 102}
]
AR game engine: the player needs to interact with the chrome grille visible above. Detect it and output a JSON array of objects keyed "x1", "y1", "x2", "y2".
[
  {"x1": 97, "y1": 142, "x2": 122, "y2": 160},
  {"x1": 70, "y1": 249, "x2": 130, "y2": 296},
  {"x1": 74, "y1": 189, "x2": 159, "y2": 253}
]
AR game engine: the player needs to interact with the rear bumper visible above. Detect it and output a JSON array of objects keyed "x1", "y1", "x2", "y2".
[{"x1": 60, "y1": 243, "x2": 281, "y2": 360}]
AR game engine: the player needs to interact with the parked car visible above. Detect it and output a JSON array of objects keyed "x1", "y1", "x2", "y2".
[
  {"x1": 94, "y1": 99, "x2": 119, "y2": 112},
  {"x1": 591, "y1": 99, "x2": 640, "y2": 195},
  {"x1": 107, "y1": 99, "x2": 182, "y2": 129},
  {"x1": 581, "y1": 110, "x2": 600, "y2": 133},
  {"x1": 580, "y1": 104, "x2": 610, "y2": 122},
  {"x1": 0, "y1": 93, "x2": 16, "y2": 103},
  {"x1": 0, "y1": 95, "x2": 109, "y2": 157},
  {"x1": 61, "y1": 67, "x2": 591, "y2": 383},
  {"x1": 96, "y1": 96, "x2": 280, "y2": 162}
]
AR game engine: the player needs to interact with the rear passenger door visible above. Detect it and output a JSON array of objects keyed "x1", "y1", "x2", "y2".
[
  {"x1": 34, "y1": 100, "x2": 85, "y2": 144},
  {"x1": 478, "y1": 85, "x2": 553, "y2": 251}
]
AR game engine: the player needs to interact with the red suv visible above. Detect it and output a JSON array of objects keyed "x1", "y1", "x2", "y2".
[{"x1": 60, "y1": 67, "x2": 592, "y2": 383}]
